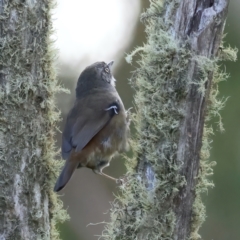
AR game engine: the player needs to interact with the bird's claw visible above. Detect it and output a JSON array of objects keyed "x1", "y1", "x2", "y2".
[{"x1": 116, "y1": 178, "x2": 124, "y2": 185}]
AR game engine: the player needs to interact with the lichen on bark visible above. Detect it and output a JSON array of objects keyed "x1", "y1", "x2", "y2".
[
  {"x1": 0, "y1": 0, "x2": 68, "y2": 239},
  {"x1": 101, "y1": 0, "x2": 236, "y2": 239}
]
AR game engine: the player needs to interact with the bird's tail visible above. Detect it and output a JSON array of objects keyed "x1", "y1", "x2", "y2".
[{"x1": 54, "y1": 160, "x2": 78, "y2": 192}]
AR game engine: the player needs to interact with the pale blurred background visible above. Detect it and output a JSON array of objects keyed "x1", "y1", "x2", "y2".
[{"x1": 53, "y1": 1, "x2": 240, "y2": 239}]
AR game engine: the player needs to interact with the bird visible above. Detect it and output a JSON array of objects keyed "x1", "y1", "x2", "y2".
[{"x1": 54, "y1": 61, "x2": 130, "y2": 192}]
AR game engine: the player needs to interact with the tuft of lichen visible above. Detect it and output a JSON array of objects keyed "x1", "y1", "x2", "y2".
[
  {"x1": 0, "y1": 0, "x2": 68, "y2": 239},
  {"x1": 190, "y1": 51, "x2": 237, "y2": 239},
  {"x1": 101, "y1": 0, "x2": 237, "y2": 240}
]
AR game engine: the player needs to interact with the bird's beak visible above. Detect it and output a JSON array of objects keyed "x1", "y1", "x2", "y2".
[{"x1": 107, "y1": 61, "x2": 114, "y2": 70}]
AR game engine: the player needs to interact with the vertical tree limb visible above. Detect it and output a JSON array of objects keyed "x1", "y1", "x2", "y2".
[
  {"x1": 103, "y1": 0, "x2": 236, "y2": 239},
  {"x1": 0, "y1": 0, "x2": 67, "y2": 239}
]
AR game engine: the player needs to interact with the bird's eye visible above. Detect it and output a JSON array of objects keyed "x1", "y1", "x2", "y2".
[{"x1": 104, "y1": 67, "x2": 109, "y2": 73}]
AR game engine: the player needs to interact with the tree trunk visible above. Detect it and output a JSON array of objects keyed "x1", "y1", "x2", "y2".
[
  {"x1": 103, "y1": 0, "x2": 236, "y2": 239},
  {"x1": 0, "y1": 0, "x2": 67, "y2": 239}
]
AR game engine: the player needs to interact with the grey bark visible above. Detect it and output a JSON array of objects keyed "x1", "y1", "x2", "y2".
[
  {"x1": 0, "y1": 0, "x2": 65, "y2": 239},
  {"x1": 170, "y1": 0, "x2": 229, "y2": 238},
  {"x1": 103, "y1": 0, "x2": 232, "y2": 239}
]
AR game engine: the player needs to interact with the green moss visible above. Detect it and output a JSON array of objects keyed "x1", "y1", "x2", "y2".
[
  {"x1": 190, "y1": 50, "x2": 237, "y2": 239},
  {"x1": 101, "y1": 1, "x2": 237, "y2": 240},
  {"x1": 0, "y1": 0, "x2": 68, "y2": 239},
  {"x1": 102, "y1": 1, "x2": 188, "y2": 239},
  {"x1": 35, "y1": 0, "x2": 70, "y2": 238}
]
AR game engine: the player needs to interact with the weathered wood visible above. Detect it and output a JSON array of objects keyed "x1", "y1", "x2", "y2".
[
  {"x1": 171, "y1": 1, "x2": 229, "y2": 238},
  {"x1": 103, "y1": 1, "x2": 232, "y2": 239}
]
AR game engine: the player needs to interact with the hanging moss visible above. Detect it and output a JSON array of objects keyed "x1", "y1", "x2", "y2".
[{"x1": 101, "y1": 0, "x2": 237, "y2": 239}]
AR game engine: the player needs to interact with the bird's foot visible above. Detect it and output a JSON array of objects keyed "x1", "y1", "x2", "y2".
[{"x1": 116, "y1": 177, "x2": 124, "y2": 185}]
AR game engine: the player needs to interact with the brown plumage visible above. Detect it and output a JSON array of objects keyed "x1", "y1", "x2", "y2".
[{"x1": 54, "y1": 61, "x2": 130, "y2": 192}]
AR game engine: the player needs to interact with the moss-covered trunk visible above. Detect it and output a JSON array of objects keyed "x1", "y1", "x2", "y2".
[
  {"x1": 103, "y1": 0, "x2": 236, "y2": 239},
  {"x1": 0, "y1": 0, "x2": 67, "y2": 239}
]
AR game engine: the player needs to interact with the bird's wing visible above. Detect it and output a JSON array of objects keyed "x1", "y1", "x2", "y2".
[{"x1": 61, "y1": 91, "x2": 119, "y2": 159}]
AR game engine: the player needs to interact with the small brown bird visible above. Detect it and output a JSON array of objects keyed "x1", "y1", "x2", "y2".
[{"x1": 54, "y1": 61, "x2": 130, "y2": 192}]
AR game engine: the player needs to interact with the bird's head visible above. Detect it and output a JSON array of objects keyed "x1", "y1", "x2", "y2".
[{"x1": 76, "y1": 61, "x2": 116, "y2": 98}]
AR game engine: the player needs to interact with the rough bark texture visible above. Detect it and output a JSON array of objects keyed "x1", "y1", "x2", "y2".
[
  {"x1": 102, "y1": 0, "x2": 235, "y2": 240},
  {"x1": 171, "y1": 1, "x2": 229, "y2": 238},
  {"x1": 0, "y1": 0, "x2": 67, "y2": 239}
]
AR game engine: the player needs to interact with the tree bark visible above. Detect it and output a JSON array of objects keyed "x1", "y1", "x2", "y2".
[
  {"x1": 0, "y1": 0, "x2": 67, "y2": 239},
  {"x1": 102, "y1": 0, "x2": 235, "y2": 239}
]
